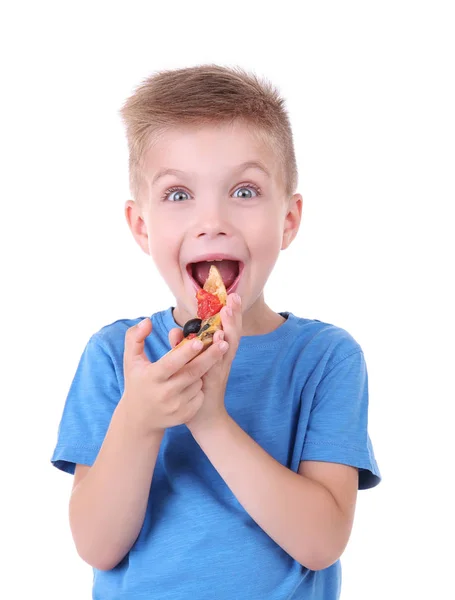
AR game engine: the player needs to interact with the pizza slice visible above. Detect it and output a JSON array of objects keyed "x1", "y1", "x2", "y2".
[{"x1": 173, "y1": 264, "x2": 227, "y2": 351}]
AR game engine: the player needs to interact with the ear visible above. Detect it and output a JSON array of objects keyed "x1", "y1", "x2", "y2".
[
  {"x1": 281, "y1": 194, "x2": 303, "y2": 250},
  {"x1": 124, "y1": 200, "x2": 151, "y2": 256}
]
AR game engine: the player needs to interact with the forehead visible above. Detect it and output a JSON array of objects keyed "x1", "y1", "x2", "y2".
[{"x1": 142, "y1": 121, "x2": 280, "y2": 186}]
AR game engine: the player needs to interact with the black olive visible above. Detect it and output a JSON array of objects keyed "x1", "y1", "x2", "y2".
[
  {"x1": 198, "y1": 322, "x2": 212, "y2": 341},
  {"x1": 183, "y1": 318, "x2": 202, "y2": 338},
  {"x1": 198, "y1": 322, "x2": 211, "y2": 334}
]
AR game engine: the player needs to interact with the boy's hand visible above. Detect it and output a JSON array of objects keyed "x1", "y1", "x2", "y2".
[
  {"x1": 169, "y1": 294, "x2": 242, "y2": 432},
  {"x1": 120, "y1": 318, "x2": 229, "y2": 439}
]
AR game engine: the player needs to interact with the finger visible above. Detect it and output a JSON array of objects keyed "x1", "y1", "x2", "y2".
[
  {"x1": 182, "y1": 390, "x2": 205, "y2": 423},
  {"x1": 158, "y1": 336, "x2": 207, "y2": 380},
  {"x1": 221, "y1": 294, "x2": 242, "y2": 357},
  {"x1": 179, "y1": 338, "x2": 229, "y2": 385},
  {"x1": 124, "y1": 318, "x2": 153, "y2": 367},
  {"x1": 169, "y1": 327, "x2": 184, "y2": 349},
  {"x1": 180, "y1": 378, "x2": 203, "y2": 401},
  {"x1": 212, "y1": 329, "x2": 225, "y2": 344}
]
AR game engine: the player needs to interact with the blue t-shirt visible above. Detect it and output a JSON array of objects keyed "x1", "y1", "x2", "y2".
[{"x1": 51, "y1": 308, "x2": 381, "y2": 600}]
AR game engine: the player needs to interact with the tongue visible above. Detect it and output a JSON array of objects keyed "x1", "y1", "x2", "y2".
[{"x1": 193, "y1": 260, "x2": 239, "y2": 289}]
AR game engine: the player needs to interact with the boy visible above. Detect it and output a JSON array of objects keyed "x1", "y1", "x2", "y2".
[{"x1": 51, "y1": 65, "x2": 380, "y2": 599}]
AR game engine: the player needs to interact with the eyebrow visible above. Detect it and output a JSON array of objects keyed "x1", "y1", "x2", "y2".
[{"x1": 151, "y1": 160, "x2": 271, "y2": 187}]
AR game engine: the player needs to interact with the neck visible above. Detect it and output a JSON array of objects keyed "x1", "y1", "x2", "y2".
[{"x1": 241, "y1": 293, "x2": 285, "y2": 336}]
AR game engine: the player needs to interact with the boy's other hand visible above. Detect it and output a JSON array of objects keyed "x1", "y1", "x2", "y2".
[
  {"x1": 121, "y1": 317, "x2": 228, "y2": 439},
  {"x1": 170, "y1": 293, "x2": 242, "y2": 433}
]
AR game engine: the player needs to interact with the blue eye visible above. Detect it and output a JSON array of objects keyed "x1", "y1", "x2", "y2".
[
  {"x1": 233, "y1": 183, "x2": 261, "y2": 199},
  {"x1": 162, "y1": 182, "x2": 262, "y2": 202},
  {"x1": 163, "y1": 188, "x2": 189, "y2": 202}
]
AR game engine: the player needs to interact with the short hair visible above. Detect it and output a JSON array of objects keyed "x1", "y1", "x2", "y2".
[{"x1": 119, "y1": 64, "x2": 298, "y2": 203}]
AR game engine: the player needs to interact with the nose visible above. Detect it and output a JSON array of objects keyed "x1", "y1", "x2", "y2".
[{"x1": 194, "y1": 199, "x2": 230, "y2": 239}]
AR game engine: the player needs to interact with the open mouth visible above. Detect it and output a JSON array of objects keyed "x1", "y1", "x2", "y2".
[{"x1": 186, "y1": 258, "x2": 243, "y2": 293}]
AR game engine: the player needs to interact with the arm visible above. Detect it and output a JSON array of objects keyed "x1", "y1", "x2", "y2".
[
  {"x1": 69, "y1": 399, "x2": 163, "y2": 571},
  {"x1": 68, "y1": 318, "x2": 228, "y2": 571},
  {"x1": 189, "y1": 414, "x2": 358, "y2": 571}
]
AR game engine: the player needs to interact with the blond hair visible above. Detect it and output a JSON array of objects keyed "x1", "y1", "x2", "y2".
[{"x1": 119, "y1": 64, "x2": 298, "y2": 203}]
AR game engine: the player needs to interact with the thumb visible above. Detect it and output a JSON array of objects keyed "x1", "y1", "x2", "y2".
[
  {"x1": 124, "y1": 317, "x2": 152, "y2": 367},
  {"x1": 169, "y1": 327, "x2": 184, "y2": 349}
]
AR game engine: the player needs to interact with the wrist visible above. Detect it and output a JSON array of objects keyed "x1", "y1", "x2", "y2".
[
  {"x1": 187, "y1": 409, "x2": 231, "y2": 439},
  {"x1": 116, "y1": 395, "x2": 165, "y2": 445}
]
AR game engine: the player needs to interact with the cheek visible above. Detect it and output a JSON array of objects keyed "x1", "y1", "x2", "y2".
[
  {"x1": 147, "y1": 224, "x2": 179, "y2": 271},
  {"x1": 246, "y1": 217, "x2": 283, "y2": 258}
]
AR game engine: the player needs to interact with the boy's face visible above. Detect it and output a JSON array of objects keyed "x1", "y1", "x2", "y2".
[{"x1": 126, "y1": 121, "x2": 302, "y2": 330}]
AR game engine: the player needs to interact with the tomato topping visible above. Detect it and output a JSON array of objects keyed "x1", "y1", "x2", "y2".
[
  {"x1": 187, "y1": 333, "x2": 197, "y2": 340},
  {"x1": 196, "y1": 289, "x2": 223, "y2": 320}
]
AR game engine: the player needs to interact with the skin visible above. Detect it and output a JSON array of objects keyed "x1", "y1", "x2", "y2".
[
  {"x1": 124, "y1": 120, "x2": 358, "y2": 569},
  {"x1": 125, "y1": 119, "x2": 302, "y2": 336},
  {"x1": 71, "y1": 120, "x2": 358, "y2": 573}
]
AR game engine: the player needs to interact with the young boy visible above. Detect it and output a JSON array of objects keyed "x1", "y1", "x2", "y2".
[{"x1": 51, "y1": 65, "x2": 380, "y2": 600}]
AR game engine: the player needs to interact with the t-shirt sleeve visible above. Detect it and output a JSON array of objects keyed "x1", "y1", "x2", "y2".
[
  {"x1": 300, "y1": 348, "x2": 381, "y2": 490},
  {"x1": 50, "y1": 334, "x2": 121, "y2": 475}
]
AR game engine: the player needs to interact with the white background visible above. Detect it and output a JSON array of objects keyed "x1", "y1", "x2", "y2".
[{"x1": 1, "y1": 1, "x2": 454, "y2": 598}]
